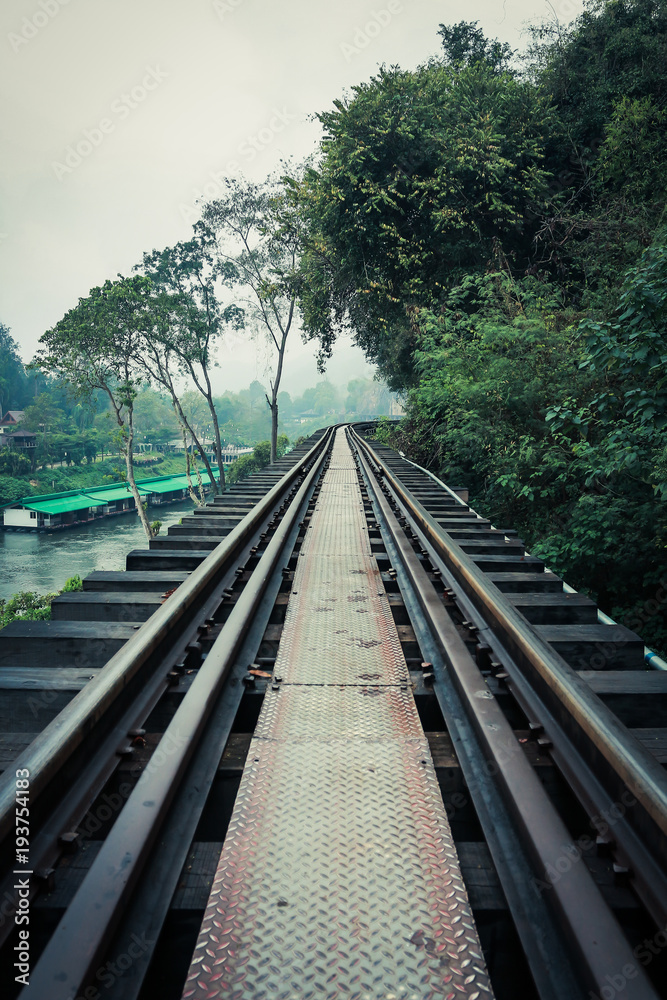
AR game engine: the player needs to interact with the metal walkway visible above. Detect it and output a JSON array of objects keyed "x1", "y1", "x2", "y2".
[{"x1": 183, "y1": 430, "x2": 492, "y2": 1000}]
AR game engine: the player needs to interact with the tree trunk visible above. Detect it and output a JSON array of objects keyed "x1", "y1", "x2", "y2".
[
  {"x1": 268, "y1": 326, "x2": 289, "y2": 464},
  {"x1": 171, "y1": 391, "x2": 218, "y2": 492},
  {"x1": 270, "y1": 396, "x2": 278, "y2": 465},
  {"x1": 123, "y1": 417, "x2": 154, "y2": 540},
  {"x1": 182, "y1": 427, "x2": 206, "y2": 506},
  {"x1": 205, "y1": 386, "x2": 226, "y2": 493}
]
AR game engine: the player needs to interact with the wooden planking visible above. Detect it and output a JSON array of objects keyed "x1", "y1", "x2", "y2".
[
  {"x1": 0, "y1": 620, "x2": 137, "y2": 668},
  {"x1": 508, "y1": 593, "x2": 598, "y2": 625},
  {"x1": 486, "y1": 572, "x2": 562, "y2": 593},
  {"x1": 535, "y1": 624, "x2": 645, "y2": 670},
  {"x1": 126, "y1": 550, "x2": 209, "y2": 571},
  {"x1": 51, "y1": 592, "x2": 165, "y2": 623},
  {"x1": 149, "y1": 535, "x2": 229, "y2": 551},
  {"x1": 82, "y1": 571, "x2": 190, "y2": 592}
]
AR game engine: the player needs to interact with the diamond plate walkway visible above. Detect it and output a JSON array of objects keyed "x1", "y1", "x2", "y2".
[{"x1": 183, "y1": 430, "x2": 493, "y2": 1000}]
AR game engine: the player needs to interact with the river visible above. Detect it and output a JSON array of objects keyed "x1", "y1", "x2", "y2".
[{"x1": 0, "y1": 499, "x2": 198, "y2": 602}]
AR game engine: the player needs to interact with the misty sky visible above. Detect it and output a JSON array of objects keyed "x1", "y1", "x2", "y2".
[{"x1": 0, "y1": 0, "x2": 584, "y2": 395}]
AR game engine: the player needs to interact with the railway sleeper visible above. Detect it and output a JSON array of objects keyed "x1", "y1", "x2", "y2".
[
  {"x1": 82, "y1": 570, "x2": 191, "y2": 592},
  {"x1": 148, "y1": 534, "x2": 232, "y2": 551},
  {"x1": 0, "y1": 621, "x2": 139, "y2": 668},
  {"x1": 51, "y1": 592, "x2": 165, "y2": 623}
]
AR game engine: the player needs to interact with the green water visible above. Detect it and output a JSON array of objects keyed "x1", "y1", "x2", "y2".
[{"x1": 0, "y1": 499, "x2": 197, "y2": 601}]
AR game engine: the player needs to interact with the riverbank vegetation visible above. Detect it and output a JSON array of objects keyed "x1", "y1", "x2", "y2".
[
  {"x1": 0, "y1": 575, "x2": 83, "y2": 630},
  {"x1": 0, "y1": 374, "x2": 395, "y2": 509}
]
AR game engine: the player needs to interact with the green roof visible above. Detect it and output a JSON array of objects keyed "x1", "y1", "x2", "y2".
[
  {"x1": 83, "y1": 484, "x2": 145, "y2": 503},
  {"x1": 18, "y1": 466, "x2": 218, "y2": 513},
  {"x1": 141, "y1": 476, "x2": 190, "y2": 495},
  {"x1": 23, "y1": 495, "x2": 101, "y2": 515}
]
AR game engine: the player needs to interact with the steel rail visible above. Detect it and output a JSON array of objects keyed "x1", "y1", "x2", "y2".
[
  {"x1": 20, "y1": 431, "x2": 333, "y2": 1000},
  {"x1": 100, "y1": 472, "x2": 321, "y2": 1000},
  {"x1": 351, "y1": 427, "x2": 667, "y2": 860},
  {"x1": 399, "y1": 450, "x2": 667, "y2": 671},
  {"x1": 350, "y1": 430, "x2": 660, "y2": 1000},
  {"x1": 357, "y1": 429, "x2": 667, "y2": 928},
  {"x1": 0, "y1": 430, "x2": 333, "y2": 846}
]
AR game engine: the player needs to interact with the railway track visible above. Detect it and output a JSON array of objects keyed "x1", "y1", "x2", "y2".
[{"x1": 0, "y1": 423, "x2": 665, "y2": 999}]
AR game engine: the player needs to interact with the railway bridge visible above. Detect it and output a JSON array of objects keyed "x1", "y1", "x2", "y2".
[{"x1": 0, "y1": 424, "x2": 666, "y2": 1000}]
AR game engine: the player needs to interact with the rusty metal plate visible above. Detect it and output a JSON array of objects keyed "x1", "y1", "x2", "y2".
[
  {"x1": 277, "y1": 445, "x2": 406, "y2": 686},
  {"x1": 254, "y1": 686, "x2": 424, "y2": 743},
  {"x1": 183, "y1": 430, "x2": 492, "y2": 999},
  {"x1": 184, "y1": 740, "x2": 491, "y2": 1000}
]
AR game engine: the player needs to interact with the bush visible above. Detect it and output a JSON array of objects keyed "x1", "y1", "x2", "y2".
[{"x1": 0, "y1": 591, "x2": 58, "y2": 629}]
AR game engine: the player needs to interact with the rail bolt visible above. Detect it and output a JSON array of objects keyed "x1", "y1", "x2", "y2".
[
  {"x1": 476, "y1": 643, "x2": 492, "y2": 669},
  {"x1": 58, "y1": 831, "x2": 80, "y2": 854},
  {"x1": 613, "y1": 863, "x2": 632, "y2": 885},
  {"x1": 596, "y1": 835, "x2": 616, "y2": 857},
  {"x1": 34, "y1": 868, "x2": 56, "y2": 893}
]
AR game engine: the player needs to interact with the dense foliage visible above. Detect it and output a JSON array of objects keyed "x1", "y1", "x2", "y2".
[
  {"x1": 297, "y1": 2, "x2": 667, "y2": 650},
  {"x1": 295, "y1": 57, "x2": 554, "y2": 389}
]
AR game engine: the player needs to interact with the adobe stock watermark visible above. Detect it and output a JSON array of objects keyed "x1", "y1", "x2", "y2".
[
  {"x1": 212, "y1": 0, "x2": 247, "y2": 20},
  {"x1": 51, "y1": 66, "x2": 168, "y2": 181},
  {"x1": 8, "y1": 0, "x2": 76, "y2": 54},
  {"x1": 531, "y1": 788, "x2": 638, "y2": 897},
  {"x1": 178, "y1": 106, "x2": 297, "y2": 224},
  {"x1": 588, "y1": 924, "x2": 667, "y2": 1000},
  {"x1": 65, "y1": 932, "x2": 151, "y2": 1000},
  {"x1": 340, "y1": 2, "x2": 404, "y2": 64}
]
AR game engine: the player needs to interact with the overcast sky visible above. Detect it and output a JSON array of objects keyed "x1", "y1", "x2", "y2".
[{"x1": 0, "y1": 0, "x2": 584, "y2": 396}]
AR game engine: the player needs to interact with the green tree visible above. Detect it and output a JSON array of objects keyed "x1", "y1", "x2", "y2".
[
  {"x1": 0, "y1": 591, "x2": 57, "y2": 629},
  {"x1": 203, "y1": 177, "x2": 302, "y2": 463},
  {"x1": 0, "y1": 324, "x2": 30, "y2": 414},
  {"x1": 550, "y1": 230, "x2": 667, "y2": 495},
  {"x1": 132, "y1": 278, "x2": 222, "y2": 495},
  {"x1": 527, "y1": 0, "x2": 667, "y2": 150},
  {"x1": 140, "y1": 232, "x2": 244, "y2": 492},
  {"x1": 293, "y1": 58, "x2": 554, "y2": 390},
  {"x1": 438, "y1": 20, "x2": 514, "y2": 71},
  {"x1": 32, "y1": 276, "x2": 156, "y2": 539},
  {"x1": 0, "y1": 450, "x2": 31, "y2": 477}
]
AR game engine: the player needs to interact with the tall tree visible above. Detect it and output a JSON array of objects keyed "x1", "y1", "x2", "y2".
[
  {"x1": 292, "y1": 58, "x2": 554, "y2": 390},
  {"x1": 140, "y1": 232, "x2": 243, "y2": 492},
  {"x1": 134, "y1": 285, "x2": 220, "y2": 499},
  {"x1": 438, "y1": 20, "x2": 514, "y2": 71},
  {"x1": 202, "y1": 177, "x2": 301, "y2": 464},
  {"x1": 0, "y1": 324, "x2": 30, "y2": 414},
  {"x1": 32, "y1": 277, "x2": 156, "y2": 539}
]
